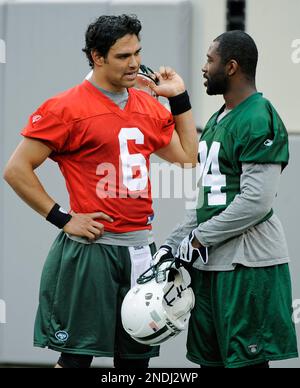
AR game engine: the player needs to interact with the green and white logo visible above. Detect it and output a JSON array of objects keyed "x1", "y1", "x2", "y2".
[
  {"x1": 248, "y1": 344, "x2": 258, "y2": 354},
  {"x1": 264, "y1": 139, "x2": 273, "y2": 147},
  {"x1": 55, "y1": 330, "x2": 69, "y2": 342}
]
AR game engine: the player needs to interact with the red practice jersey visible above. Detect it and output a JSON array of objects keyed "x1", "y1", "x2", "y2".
[{"x1": 22, "y1": 80, "x2": 174, "y2": 233}]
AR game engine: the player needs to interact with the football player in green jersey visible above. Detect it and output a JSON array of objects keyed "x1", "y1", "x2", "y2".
[{"x1": 153, "y1": 30, "x2": 298, "y2": 368}]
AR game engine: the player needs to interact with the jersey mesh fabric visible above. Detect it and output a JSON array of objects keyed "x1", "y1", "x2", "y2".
[
  {"x1": 196, "y1": 92, "x2": 288, "y2": 225},
  {"x1": 22, "y1": 81, "x2": 174, "y2": 233}
]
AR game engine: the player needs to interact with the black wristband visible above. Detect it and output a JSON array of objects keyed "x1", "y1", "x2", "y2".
[
  {"x1": 46, "y1": 203, "x2": 72, "y2": 229},
  {"x1": 168, "y1": 90, "x2": 191, "y2": 115}
]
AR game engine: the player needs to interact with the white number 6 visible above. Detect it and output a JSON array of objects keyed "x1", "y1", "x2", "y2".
[{"x1": 118, "y1": 128, "x2": 148, "y2": 191}]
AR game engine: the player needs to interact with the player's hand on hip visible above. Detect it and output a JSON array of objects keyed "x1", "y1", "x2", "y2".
[
  {"x1": 150, "y1": 66, "x2": 186, "y2": 98},
  {"x1": 63, "y1": 211, "x2": 114, "y2": 241}
]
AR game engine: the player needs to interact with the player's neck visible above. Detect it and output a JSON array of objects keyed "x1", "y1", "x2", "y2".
[
  {"x1": 90, "y1": 72, "x2": 126, "y2": 94},
  {"x1": 223, "y1": 84, "x2": 257, "y2": 110}
]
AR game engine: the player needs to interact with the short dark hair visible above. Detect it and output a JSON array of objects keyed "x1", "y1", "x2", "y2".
[
  {"x1": 82, "y1": 14, "x2": 142, "y2": 68},
  {"x1": 214, "y1": 30, "x2": 258, "y2": 80}
]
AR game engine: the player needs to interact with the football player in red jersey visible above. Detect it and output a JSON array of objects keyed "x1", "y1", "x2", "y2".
[{"x1": 3, "y1": 14, "x2": 198, "y2": 368}]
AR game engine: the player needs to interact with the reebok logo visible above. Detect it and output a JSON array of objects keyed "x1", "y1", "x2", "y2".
[
  {"x1": 264, "y1": 139, "x2": 273, "y2": 147},
  {"x1": 32, "y1": 115, "x2": 42, "y2": 124}
]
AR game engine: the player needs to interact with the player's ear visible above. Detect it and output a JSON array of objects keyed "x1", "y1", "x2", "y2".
[
  {"x1": 91, "y1": 49, "x2": 105, "y2": 67},
  {"x1": 227, "y1": 59, "x2": 238, "y2": 77}
]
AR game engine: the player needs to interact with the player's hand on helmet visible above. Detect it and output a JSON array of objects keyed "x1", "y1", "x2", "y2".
[
  {"x1": 152, "y1": 245, "x2": 174, "y2": 266},
  {"x1": 63, "y1": 211, "x2": 114, "y2": 241},
  {"x1": 149, "y1": 66, "x2": 186, "y2": 98},
  {"x1": 175, "y1": 230, "x2": 208, "y2": 268}
]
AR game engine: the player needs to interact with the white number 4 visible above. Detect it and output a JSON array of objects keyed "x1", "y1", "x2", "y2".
[{"x1": 198, "y1": 141, "x2": 226, "y2": 206}]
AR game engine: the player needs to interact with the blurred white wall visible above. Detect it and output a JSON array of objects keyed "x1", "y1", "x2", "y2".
[
  {"x1": 189, "y1": 0, "x2": 225, "y2": 127},
  {"x1": 247, "y1": 0, "x2": 300, "y2": 132}
]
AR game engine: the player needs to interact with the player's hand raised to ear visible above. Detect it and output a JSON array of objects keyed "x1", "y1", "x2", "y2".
[{"x1": 149, "y1": 66, "x2": 186, "y2": 98}]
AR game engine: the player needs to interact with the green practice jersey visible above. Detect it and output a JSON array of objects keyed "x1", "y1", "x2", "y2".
[{"x1": 196, "y1": 93, "x2": 289, "y2": 224}]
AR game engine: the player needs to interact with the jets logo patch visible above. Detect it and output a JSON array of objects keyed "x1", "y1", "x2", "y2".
[
  {"x1": 248, "y1": 344, "x2": 259, "y2": 354},
  {"x1": 55, "y1": 330, "x2": 69, "y2": 342}
]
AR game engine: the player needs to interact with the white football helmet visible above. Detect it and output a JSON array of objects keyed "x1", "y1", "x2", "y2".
[{"x1": 121, "y1": 259, "x2": 195, "y2": 346}]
